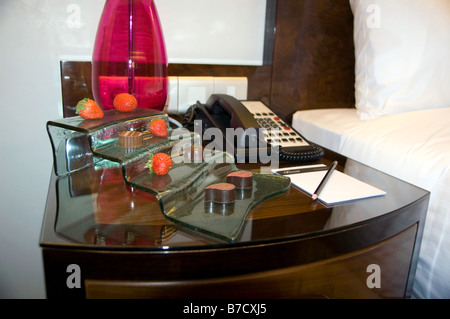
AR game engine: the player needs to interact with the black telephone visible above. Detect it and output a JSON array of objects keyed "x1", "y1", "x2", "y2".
[{"x1": 183, "y1": 94, "x2": 323, "y2": 162}]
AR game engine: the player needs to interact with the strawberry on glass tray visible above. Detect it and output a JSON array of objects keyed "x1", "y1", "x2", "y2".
[{"x1": 47, "y1": 109, "x2": 290, "y2": 242}]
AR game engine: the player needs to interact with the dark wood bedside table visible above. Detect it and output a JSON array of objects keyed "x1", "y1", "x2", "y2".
[{"x1": 40, "y1": 158, "x2": 429, "y2": 299}]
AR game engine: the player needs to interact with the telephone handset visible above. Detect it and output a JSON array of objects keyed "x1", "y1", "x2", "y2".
[{"x1": 183, "y1": 94, "x2": 324, "y2": 162}]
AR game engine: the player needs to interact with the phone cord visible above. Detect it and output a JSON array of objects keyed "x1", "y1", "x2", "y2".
[{"x1": 279, "y1": 145, "x2": 324, "y2": 162}]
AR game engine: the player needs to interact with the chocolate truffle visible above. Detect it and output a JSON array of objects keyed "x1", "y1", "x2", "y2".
[
  {"x1": 118, "y1": 131, "x2": 143, "y2": 148},
  {"x1": 204, "y1": 183, "x2": 235, "y2": 204},
  {"x1": 226, "y1": 171, "x2": 253, "y2": 189}
]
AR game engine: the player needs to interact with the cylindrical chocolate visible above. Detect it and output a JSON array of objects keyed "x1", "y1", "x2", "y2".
[
  {"x1": 204, "y1": 183, "x2": 235, "y2": 204},
  {"x1": 226, "y1": 171, "x2": 253, "y2": 189},
  {"x1": 118, "y1": 130, "x2": 143, "y2": 148}
]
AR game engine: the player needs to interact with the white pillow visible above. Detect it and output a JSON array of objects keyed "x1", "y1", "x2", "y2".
[{"x1": 350, "y1": 0, "x2": 450, "y2": 120}]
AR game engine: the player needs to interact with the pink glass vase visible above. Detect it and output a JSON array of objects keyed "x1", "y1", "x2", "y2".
[{"x1": 92, "y1": 0, "x2": 168, "y2": 111}]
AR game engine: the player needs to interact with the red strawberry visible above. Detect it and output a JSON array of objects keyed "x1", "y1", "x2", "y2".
[
  {"x1": 76, "y1": 98, "x2": 104, "y2": 119},
  {"x1": 145, "y1": 153, "x2": 173, "y2": 175},
  {"x1": 113, "y1": 93, "x2": 137, "y2": 112},
  {"x1": 149, "y1": 118, "x2": 168, "y2": 137}
]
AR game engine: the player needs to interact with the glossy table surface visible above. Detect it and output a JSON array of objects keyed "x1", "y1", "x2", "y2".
[{"x1": 40, "y1": 157, "x2": 429, "y2": 251}]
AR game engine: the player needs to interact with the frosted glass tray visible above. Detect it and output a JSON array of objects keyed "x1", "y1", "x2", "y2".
[{"x1": 47, "y1": 109, "x2": 290, "y2": 242}]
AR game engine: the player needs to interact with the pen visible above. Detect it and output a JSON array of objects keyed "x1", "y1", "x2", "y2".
[
  {"x1": 277, "y1": 166, "x2": 330, "y2": 175},
  {"x1": 312, "y1": 161, "x2": 338, "y2": 200}
]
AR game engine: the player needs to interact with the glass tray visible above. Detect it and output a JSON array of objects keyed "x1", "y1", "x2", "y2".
[{"x1": 47, "y1": 109, "x2": 291, "y2": 242}]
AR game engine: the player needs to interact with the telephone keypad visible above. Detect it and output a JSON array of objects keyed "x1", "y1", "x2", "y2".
[{"x1": 241, "y1": 100, "x2": 310, "y2": 148}]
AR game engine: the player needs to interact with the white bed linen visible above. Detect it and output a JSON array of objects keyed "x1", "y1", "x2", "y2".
[
  {"x1": 350, "y1": 0, "x2": 450, "y2": 121},
  {"x1": 292, "y1": 108, "x2": 364, "y2": 153},
  {"x1": 292, "y1": 107, "x2": 450, "y2": 298}
]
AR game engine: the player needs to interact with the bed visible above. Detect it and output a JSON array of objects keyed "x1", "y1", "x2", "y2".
[{"x1": 292, "y1": 0, "x2": 450, "y2": 298}]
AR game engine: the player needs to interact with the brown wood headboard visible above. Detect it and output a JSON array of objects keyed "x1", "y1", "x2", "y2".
[{"x1": 61, "y1": 0, "x2": 355, "y2": 121}]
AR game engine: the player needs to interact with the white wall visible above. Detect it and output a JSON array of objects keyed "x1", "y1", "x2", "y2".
[
  {"x1": 157, "y1": 0, "x2": 266, "y2": 65},
  {"x1": 0, "y1": 0, "x2": 105, "y2": 299},
  {"x1": 0, "y1": 0, "x2": 266, "y2": 298}
]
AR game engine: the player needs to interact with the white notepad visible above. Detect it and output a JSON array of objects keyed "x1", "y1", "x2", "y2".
[{"x1": 272, "y1": 164, "x2": 386, "y2": 205}]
